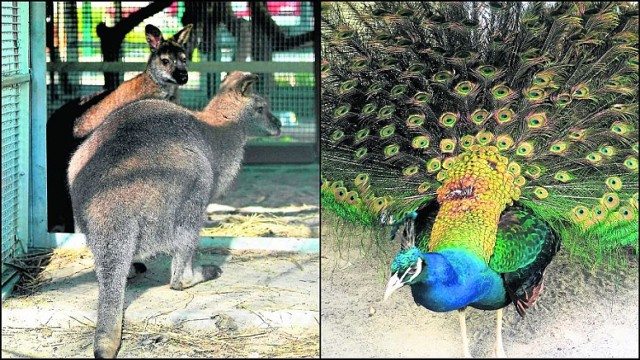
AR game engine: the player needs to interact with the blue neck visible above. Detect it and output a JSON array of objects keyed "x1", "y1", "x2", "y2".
[{"x1": 410, "y1": 249, "x2": 508, "y2": 312}]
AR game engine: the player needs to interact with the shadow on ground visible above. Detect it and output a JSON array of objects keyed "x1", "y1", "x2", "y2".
[{"x1": 2, "y1": 247, "x2": 319, "y2": 358}]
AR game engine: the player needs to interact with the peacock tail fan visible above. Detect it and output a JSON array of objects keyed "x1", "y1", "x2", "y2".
[{"x1": 320, "y1": 1, "x2": 639, "y2": 267}]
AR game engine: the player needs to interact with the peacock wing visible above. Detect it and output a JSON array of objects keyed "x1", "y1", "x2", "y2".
[{"x1": 489, "y1": 205, "x2": 561, "y2": 316}]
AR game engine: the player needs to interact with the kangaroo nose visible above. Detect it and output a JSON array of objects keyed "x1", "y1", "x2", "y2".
[
  {"x1": 176, "y1": 73, "x2": 188, "y2": 85},
  {"x1": 174, "y1": 70, "x2": 188, "y2": 85}
]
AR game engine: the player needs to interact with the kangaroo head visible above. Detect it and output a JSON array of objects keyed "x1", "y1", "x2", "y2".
[
  {"x1": 145, "y1": 24, "x2": 193, "y2": 85},
  {"x1": 219, "y1": 72, "x2": 282, "y2": 137}
]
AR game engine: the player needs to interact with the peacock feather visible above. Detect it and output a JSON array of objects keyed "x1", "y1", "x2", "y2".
[
  {"x1": 321, "y1": 1, "x2": 638, "y2": 356},
  {"x1": 321, "y1": 1, "x2": 639, "y2": 262}
]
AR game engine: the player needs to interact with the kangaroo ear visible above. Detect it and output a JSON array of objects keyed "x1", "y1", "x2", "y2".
[
  {"x1": 220, "y1": 72, "x2": 258, "y2": 95},
  {"x1": 240, "y1": 74, "x2": 258, "y2": 96},
  {"x1": 145, "y1": 24, "x2": 164, "y2": 53},
  {"x1": 170, "y1": 24, "x2": 193, "y2": 47}
]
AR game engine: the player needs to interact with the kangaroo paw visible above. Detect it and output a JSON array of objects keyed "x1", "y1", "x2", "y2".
[
  {"x1": 126, "y1": 262, "x2": 147, "y2": 279},
  {"x1": 94, "y1": 327, "x2": 122, "y2": 358},
  {"x1": 170, "y1": 265, "x2": 222, "y2": 290}
]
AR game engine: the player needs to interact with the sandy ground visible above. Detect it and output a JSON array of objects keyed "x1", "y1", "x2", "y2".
[
  {"x1": 2, "y1": 248, "x2": 319, "y2": 358},
  {"x1": 320, "y1": 213, "x2": 639, "y2": 358}
]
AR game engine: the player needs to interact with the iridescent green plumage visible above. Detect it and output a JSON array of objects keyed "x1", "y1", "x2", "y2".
[
  {"x1": 321, "y1": 1, "x2": 639, "y2": 265},
  {"x1": 323, "y1": 2, "x2": 638, "y2": 356}
]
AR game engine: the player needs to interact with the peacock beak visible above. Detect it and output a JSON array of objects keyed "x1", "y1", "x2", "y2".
[{"x1": 383, "y1": 272, "x2": 404, "y2": 302}]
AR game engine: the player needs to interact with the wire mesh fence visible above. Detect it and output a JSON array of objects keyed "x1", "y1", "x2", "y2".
[
  {"x1": 2, "y1": 1, "x2": 29, "y2": 294},
  {"x1": 46, "y1": 1, "x2": 316, "y2": 144}
]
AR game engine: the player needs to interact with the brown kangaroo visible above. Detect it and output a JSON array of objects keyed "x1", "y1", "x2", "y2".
[
  {"x1": 68, "y1": 72, "x2": 281, "y2": 358},
  {"x1": 73, "y1": 23, "x2": 192, "y2": 138},
  {"x1": 47, "y1": 23, "x2": 192, "y2": 233}
]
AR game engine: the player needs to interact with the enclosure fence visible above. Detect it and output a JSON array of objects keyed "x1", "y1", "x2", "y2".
[
  {"x1": 46, "y1": 1, "x2": 317, "y2": 148},
  {"x1": 1, "y1": 1, "x2": 30, "y2": 299}
]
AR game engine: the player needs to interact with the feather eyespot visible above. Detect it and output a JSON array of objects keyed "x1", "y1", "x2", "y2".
[
  {"x1": 380, "y1": 125, "x2": 396, "y2": 138},
  {"x1": 411, "y1": 135, "x2": 430, "y2": 149},
  {"x1": 439, "y1": 112, "x2": 458, "y2": 127},
  {"x1": 355, "y1": 128, "x2": 370, "y2": 142},
  {"x1": 624, "y1": 157, "x2": 638, "y2": 170},
  {"x1": 471, "y1": 109, "x2": 490, "y2": 125},
  {"x1": 334, "y1": 104, "x2": 351, "y2": 117},
  {"x1": 413, "y1": 92, "x2": 431, "y2": 104},
  {"x1": 391, "y1": 84, "x2": 408, "y2": 97},
  {"x1": 331, "y1": 130, "x2": 345, "y2": 142},
  {"x1": 354, "y1": 147, "x2": 368, "y2": 160},
  {"x1": 606, "y1": 176, "x2": 622, "y2": 191},
  {"x1": 384, "y1": 144, "x2": 400, "y2": 157},
  {"x1": 361, "y1": 103, "x2": 377, "y2": 115},
  {"x1": 555, "y1": 93, "x2": 572, "y2": 106},
  {"x1": 454, "y1": 81, "x2": 475, "y2": 96},
  {"x1": 601, "y1": 193, "x2": 620, "y2": 210},
  {"x1": 476, "y1": 131, "x2": 493, "y2": 145},
  {"x1": 378, "y1": 105, "x2": 395, "y2": 119},
  {"x1": 476, "y1": 65, "x2": 497, "y2": 78},
  {"x1": 354, "y1": 173, "x2": 369, "y2": 187},
  {"x1": 492, "y1": 85, "x2": 512, "y2": 100},
  {"x1": 407, "y1": 114, "x2": 425, "y2": 127},
  {"x1": 427, "y1": 158, "x2": 441, "y2": 173},
  {"x1": 495, "y1": 108, "x2": 514, "y2": 124},
  {"x1": 460, "y1": 135, "x2": 475, "y2": 149},
  {"x1": 433, "y1": 70, "x2": 453, "y2": 83},
  {"x1": 440, "y1": 139, "x2": 456, "y2": 153},
  {"x1": 534, "y1": 187, "x2": 548, "y2": 199},
  {"x1": 339, "y1": 79, "x2": 358, "y2": 93},
  {"x1": 554, "y1": 171, "x2": 573, "y2": 182},
  {"x1": 569, "y1": 205, "x2": 590, "y2": 222}
]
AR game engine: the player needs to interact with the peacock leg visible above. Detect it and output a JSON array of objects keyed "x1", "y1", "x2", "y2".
[
  {"x1": 493, "y1": 308, "x2": 507, "y2": 358},
  {"x1": 457, "y1": 307, "x2": 472, "y2": 358}
]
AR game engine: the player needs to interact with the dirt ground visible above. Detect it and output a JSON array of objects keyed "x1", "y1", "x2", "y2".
[
  {"x1": 320, "y1": 213, "x2": 639, "y2": 358},
  {"x1": 2, "y1": 248, "x2": 319, "y2": 358}
]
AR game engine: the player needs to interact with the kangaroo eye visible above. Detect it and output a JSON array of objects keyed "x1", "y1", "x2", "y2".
[
  {"x1": 257, "y1": 107, "x2": 264, "y2": 114},
  {"x1": 161, "y1": 59, "x2": 171, "y2": 66}
]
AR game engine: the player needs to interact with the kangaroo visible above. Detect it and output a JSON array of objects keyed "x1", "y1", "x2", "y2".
[
  {"x1": 73, "y1": 23, "x2": 192, "y2": 138},
  {"x1": 47, "y1": 23, "x2": 192, "y2": 232},
  {"x1": 67, "y1": 72, "x2": 281, "y2": 358}
]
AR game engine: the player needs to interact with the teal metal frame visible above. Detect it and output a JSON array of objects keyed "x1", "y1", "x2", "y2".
[
  {"x1": 30, "y1": 2, "x2": 48, "y2": 248},
  {"x1": 1, "y1": 2, "x2": 46, "y2": 300}
]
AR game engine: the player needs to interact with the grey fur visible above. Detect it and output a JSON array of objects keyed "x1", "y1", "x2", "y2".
[{"x1": 68, "y1": 72, "x2": 281, "y2": 358}]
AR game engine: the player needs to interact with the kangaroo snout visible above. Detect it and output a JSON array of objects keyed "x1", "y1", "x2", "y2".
[
  {"x1": 270, "y1": 114, "x2": 282, "y2": 136},
  {"x1": 174, "y1": 69, "x2": 188, "y2": 85}
]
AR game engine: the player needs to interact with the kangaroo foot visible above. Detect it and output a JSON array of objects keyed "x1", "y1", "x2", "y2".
[
  {"x1": 170, "y1": 264, "x2": 222, "y2": 290},
  {"x1": 126, "y1": 262, "x2": 147, "y2": 279},
  {"x1": 93, "y1": 327, "x2": 122, "y2": 358}
]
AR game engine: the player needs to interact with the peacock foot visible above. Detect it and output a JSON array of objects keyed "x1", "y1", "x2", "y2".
[{"x1": 492, "y1": 345, "x2": 506, "y2": 358}]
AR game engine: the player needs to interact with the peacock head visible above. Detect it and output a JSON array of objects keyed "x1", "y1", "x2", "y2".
[{"x1": 384, "y1": 247, "x2": 426, "y2": 301}]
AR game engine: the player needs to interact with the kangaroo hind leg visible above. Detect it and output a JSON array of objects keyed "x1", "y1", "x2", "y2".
[{"x1": 169, "y1": 230, "x2": 221, "y2": 290}]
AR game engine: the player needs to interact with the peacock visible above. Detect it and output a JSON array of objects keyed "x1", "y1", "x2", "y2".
[{"x1": 320, "y1": 1, "x2": 638, "y2": 357}]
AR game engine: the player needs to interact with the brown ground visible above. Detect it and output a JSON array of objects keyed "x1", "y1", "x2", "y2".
[{"x1": 320, "y1": 213, "x2": 639, "y2": 358}]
